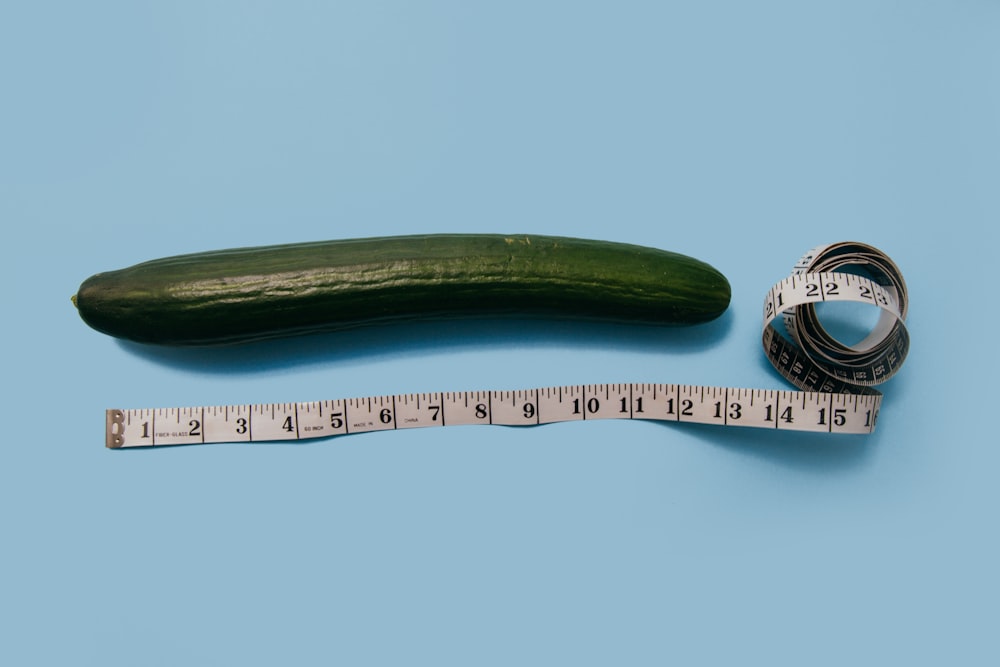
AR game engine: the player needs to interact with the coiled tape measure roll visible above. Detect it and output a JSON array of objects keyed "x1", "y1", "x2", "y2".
[{"x1": 105, "y1": 242, "x2": 908, "y2": 448}]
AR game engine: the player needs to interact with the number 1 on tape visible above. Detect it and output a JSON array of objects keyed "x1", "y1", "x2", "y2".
[{"x1": 105, "y1": 242, "x2": 908, "y2": 448}]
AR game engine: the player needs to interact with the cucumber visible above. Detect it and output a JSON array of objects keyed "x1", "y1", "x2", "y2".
[{"x1": 72, "y1": 234, "x2": 730, "y2": 346}]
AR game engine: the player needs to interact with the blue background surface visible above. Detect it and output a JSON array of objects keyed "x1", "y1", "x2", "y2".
[{"x1": 2, "y1": 1, "x2": 997, "y2": 665}]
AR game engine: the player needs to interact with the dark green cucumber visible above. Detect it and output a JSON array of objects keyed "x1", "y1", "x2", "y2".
[{"x1": 72, "y1": 234, "x2": 730, "y2": 346}]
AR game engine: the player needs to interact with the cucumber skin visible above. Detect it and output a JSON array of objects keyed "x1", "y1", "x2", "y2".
[{"x1": 73, "y1": 234, "x2": 731, "y2": 346}]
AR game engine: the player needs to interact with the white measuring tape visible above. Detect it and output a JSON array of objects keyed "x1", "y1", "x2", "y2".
[{"x1": 105, "y1": 242, "x2": 908, "y2": 448}]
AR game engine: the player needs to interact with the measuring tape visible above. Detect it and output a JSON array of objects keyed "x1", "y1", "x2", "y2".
[{"x1": 105, "y1": 242, "x2": 908, "y2": 448}]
